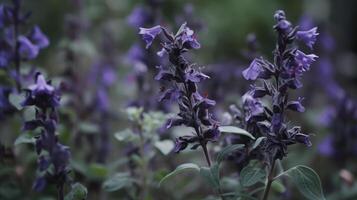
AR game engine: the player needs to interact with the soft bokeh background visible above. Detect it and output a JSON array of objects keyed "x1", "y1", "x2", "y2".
[{"x1": 1, "y1": 0, "x2": 357, "y2": 199}]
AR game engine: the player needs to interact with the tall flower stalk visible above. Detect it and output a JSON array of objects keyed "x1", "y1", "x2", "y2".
[
  {"x1": 0, "y1": 0, "x2": 49, "y2": 91},
  {"x1": 241, "y1": 10, "x2": 319, "y2": 200},
  {"x1": 139, "y1": 23, "x2": 219, "y2": 166},
  {"x1": 22, "y1": 73, "x2": 71, "y2": 200}
]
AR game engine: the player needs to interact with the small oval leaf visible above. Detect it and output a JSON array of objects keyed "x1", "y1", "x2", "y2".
[
  {"x1": 240, "y1": 161, "x2": 266, "y2": 187},
  {"x1": 64, "y1": 183, "x2": 88, "y2": 200},
  {"x1": 200, "y1": 166, "x2": 220, "y2": 189},
  {"x1": 154, "y1": 140, "x2": 174, "y2": 155},
  {"x1": 9, "y1": 93, "x2": 24, "y2": 110},
  {"x1": 218, "y1": 126, "x2": 255, "y2": 140},
  {"x1": 279, "y1": 165, "x2": 325, "y2": 200},
  {"x1": 159, "y1": 163, "x2": 200, "y2": 187},
  {"x1": 102, "y1": 173, "x2": 134, "y2": 192},
  {"x1": 14, "y1": 134, "x2": 36, "y2": 146},
  {"x1": 252, "y1": 137, "x2": 266, "y2": 150}
]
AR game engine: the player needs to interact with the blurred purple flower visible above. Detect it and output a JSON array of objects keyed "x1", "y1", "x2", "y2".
[
  {"x1": 29, "y1": 26, "x2": 50, "y2": 49},
  {"x1": 127, "y1": 6, "x2": 150, "y2": 28},
  {"x1": 139, "y1": 25, "x2": 162, "y2": 49},
  {"x1": 296, "y1": 27, "x2": 319, "y2": 49},
  {"x1": 318, "y1": 136, "x2": 334, "y2": 157},
  {"x1": 18, "y1": 36, "x2": 40, "y2": 60},
  {"x1": 294, "y1": 50, "x2": 318, "y2": 71}
]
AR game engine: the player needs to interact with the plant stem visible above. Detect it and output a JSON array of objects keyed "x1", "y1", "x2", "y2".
[
  {"x1": 57, "y1": 184, "x2": 64, "y2": 200},
  {"x1": 262, "y1": 160, "x2": 276, "y2": 200},
  {"x1": 138, "y1": 130, "x2": 148, "y2": 200},
  {"x1": 201, "y1": 142, "x2": 211, "y2": 167},
  {"x1": 13, "y1": 0, "x2": 21, "y2": 92}
]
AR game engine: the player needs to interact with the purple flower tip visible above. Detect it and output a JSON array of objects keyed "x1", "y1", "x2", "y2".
[
  {"x1": 18, "y1": 36, "x2": 39, "y2": 60},
  {"x1": 295, "y1": 50, "x2": 318, "y2": 71},
  {"x1": 242, "y1": 58, "x2": 262, "y2": 80},
  {"x1": 181, "y1": 26, "x2": 201, "y2": 49},
  {"x1": 139, "y1": 25, "x2": 162, "y2": 49},
  {"x1": 29, "y1": 26, "x2": 50, "y2": 49},
  {"x1": 297, "y1": 27, "x2": 319, "y2": 49}
]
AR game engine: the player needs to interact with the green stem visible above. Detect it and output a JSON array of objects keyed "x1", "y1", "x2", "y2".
[
  {"x1": 138, "y1": 130, "x2": 148, "y2": 200},
  {"x1": 262, "y1": 160, "x2": 276, "y2": 200}
]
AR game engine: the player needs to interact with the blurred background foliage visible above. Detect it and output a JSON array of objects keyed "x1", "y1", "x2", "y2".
[{"x1": 1, "y1": 0, "x2": 357, "y2": 199}]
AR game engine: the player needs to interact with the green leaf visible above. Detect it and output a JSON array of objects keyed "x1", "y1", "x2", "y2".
[
  {"x1": 200, "y1": 165, "x2": 220, "y2": 189},
  {"x1": 154, "y1": 140, "x2": 174, "y2": 155},
  {"x1": 159, "y1": 163, "x2": 200, "y2": 187},
  {"x1": 64, "y1": 183, "x2": 87, "y2": 200},
  {"x1": 277, "y1": 165, "x2": 325, "y2": 200},
  {"x1": 114, "y1": 129, "x2": 139, "y2": 142},
  {"x1": 14, "y1": 134, "x2": 36, "y2": 146},
  {"x1": 216, "y1": 144, "x2": 245, "y2": 164},
  {"x1": 87, "y1": 163, "x2": 108, "y2": 180},
  {"x1": 218, "y1": 126, "x2": 255, "y2": 140},
  {"x1": 78, "y1": 122, "x2": 99, "y2": 134},
  {"x1": 125, "y1": 107, "x2": 143, "y2": 121},
  {"x1": 252, "y1": 137, "x2": 266, "y2": 150},
  {"x1": 271, "y1": 180, "x2": 286, "y2": 193},
  {"x1": 9, "y1": 93, "x2": 25, "y2": 110},
  {"x1": 102, "y1": 173, "x2": 134, "y2": 192},
  {"x1": 240, "y1": 160, "x2": 266, "y2": 187}
]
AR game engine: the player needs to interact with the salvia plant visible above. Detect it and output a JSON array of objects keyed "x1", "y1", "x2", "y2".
[
  {"x1": 21, "y1": 73, "x2": 70, "y2": 198},
  {"x1": 0, "y1": 1, "x2": 87, "y2": 199},
  {"x1": 139, "y1": 23, "x2": 219, "y2": 164},
  {"x1": 238, "y1": 10, "x2": 322, "y2": 200},
  {"x1": 4, "y1": 0, "x2": 357, "y2": 199},
  {"x1": 138, "y1": 10, "x2": 326, "y2": 200}
]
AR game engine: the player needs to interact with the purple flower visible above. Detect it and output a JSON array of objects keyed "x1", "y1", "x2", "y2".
[
  {"x1": 18, "y1": 36, "x2": 40, "y2": 60},
  {"x1": 174, "y1": 138, "x2": 188, "y2": 153},
  {"x1": 185, "y1": 68, "x2": 210, "y2": 83},
  {"x1": 294, "y1": 50, "x2": 318, "y2": 71},
  {"x1": 0, "y1": 49, "x2": 11, "y2": 68},
  {"x1": 242, "y1": 58, "x2": 262, "y2": 80},
  {"x1": 239, "y1": 10, "x2": 317, "y2": 161},
  {"x1": 127, "y1": 43, "x2": 144, "y2": 62},
  {"x1": 318, "y1": 136, "x2": 334, "y2": 156},
  {"x1": 296, "y1": 27, "x2": 319, "y2": 49},
  {"x1": 157, "y1": 48, "x2": 167, "y2": 57},
  {"x1": 287, "y1": 97, "x2": 305, "y2": 112},
  {"x1": 22, "y1": 73, "x2": 60, "y2": 109},
  {"x1": 273, "y1": 10, "x2": 292, "y2": 34},
  {"x1": 294, "y1": 133, "x2": 312, "y2": 147},
  {"x1": 140, "y1": 23, "x2": 219, "y2": 158},
  {"x1": 181, "y1": 26, "x2": 200, "y2": 49},
  {"x1": 29, "y1": 26, "x2": 50, "y2": 49},
  {"x1": 203, "y1": 125, "x2": 220, "y2": 141},
  {"x1": 242, "y1": 93, "x2": 265, "y2": 122},
  {"x1": 139, "y1": 25, "x2": 162, "y2": 49},
  {"x1": 127, "y1": 6, "x2": 149, "y2": 28}
]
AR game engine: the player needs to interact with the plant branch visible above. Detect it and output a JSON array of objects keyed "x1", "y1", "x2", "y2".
[{"x1": 262, "y1": 160, "x2": 276, "y2": 200}]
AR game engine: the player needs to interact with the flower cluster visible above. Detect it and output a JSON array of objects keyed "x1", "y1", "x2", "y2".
[
  {"x1": 319, "y1": 96, "x2": 357, "y2": 163},
  {"x1": 0, "y1": 0, "x2": 49, "y2": 68},
  {"x1": 22, "y1": 73, "x2": 70, "y2": 194},
  {"x1": 1, "y1": 0, "x2": 49, "y2": 98},
  {"x1": 241, "y1": 10, "x2": 318, "y2": 161},
  {"x1": 139, "y1": 23, "x2": 219, "y2": 163}
]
